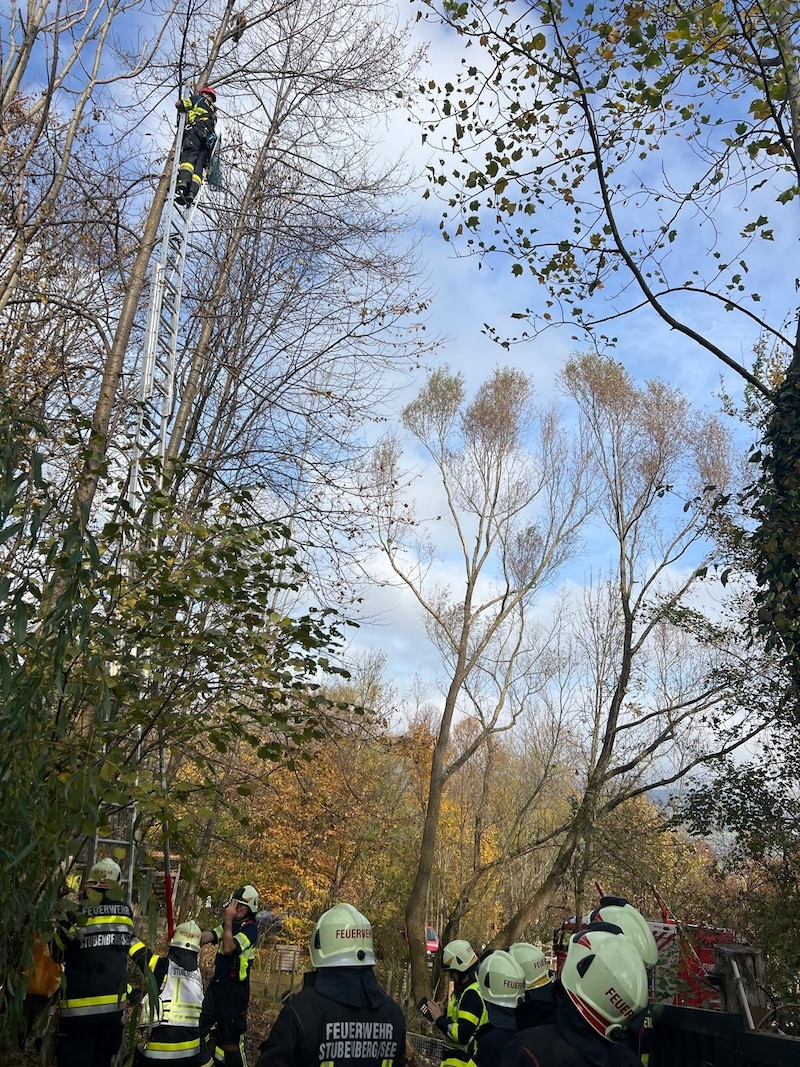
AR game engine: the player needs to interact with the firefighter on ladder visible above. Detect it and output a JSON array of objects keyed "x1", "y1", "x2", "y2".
[{"x1": 175, "y1": 86, "x2": 218, "y2": 207}]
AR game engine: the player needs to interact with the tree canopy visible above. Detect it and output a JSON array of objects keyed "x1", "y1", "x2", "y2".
[{"x1": 412, "y1": 0, "x2": 800, "y2": 667}]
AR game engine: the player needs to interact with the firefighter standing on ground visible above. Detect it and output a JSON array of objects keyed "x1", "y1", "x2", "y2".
[
  {"x1": 175, "y1": 86, "x2": 218, "y2": 206},
  {"x1": 255, "y1": 902, "x2": 406, "y2": 1067},
  {"x1": 199, "y1": 885, "x2": 260, "y2": 1067},
  {"x1": 508, "y1": 942, "x2": 556, "y2": 1029},
  {"x1": 589, "y1": 897, "x2": 660, "y2": 1066},
  {"x1": 468, "y1": 951, "x2": 525, "y2": 1067},
  {"x1": 501, "y1": 924, "x2": 647, "y2": 1067},
  {"x1": 425, "y1": 940, "x2": 488, "y2": 1067},
  {"x1": 52, "y1": 857, "x2": 147, "y2": 1067},
  {"x1": 135, "y1": 920, "x2": 212, "y2": 1066}
]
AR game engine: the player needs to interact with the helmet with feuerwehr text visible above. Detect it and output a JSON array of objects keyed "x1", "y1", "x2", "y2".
[
  {"x1": 310, "y1": 903, "x2": 375, "y2": 968},
  {"x1": 478, "y1": 950, "x2": 526, "y2": 1008},
  {"x1": 561, "y1": 924, "x2": 648, "y2": 1043},
  {"x1": 508, "y1": 942, "x2": 551, "y2": 989}
]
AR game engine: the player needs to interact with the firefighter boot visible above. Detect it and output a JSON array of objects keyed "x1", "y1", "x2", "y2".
[{"x1": 175, "y1": 177, "x2": 191, "y2": 205}]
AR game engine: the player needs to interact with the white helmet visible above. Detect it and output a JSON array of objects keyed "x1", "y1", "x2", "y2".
[
  {"x1": 478, "y1": 950, "x2": 526, "y2": 1008},
  {"x1": 508, "y1": 942, "x2": 550, "y2": 989},
  {"x1": 226, "y1": 885, "x2": 259, "y2": 914},
  {"x1": 442, "y1": 939, "x2": 478, "y2": 972},
  {"x1": 310, "y1": 903, "x2": 375, "y2": 968},
  {"x1": 589, "y1": 897, "x2": 659, "y2": 969},
  {"x1": 170, "y1": 921, "x2": 201, "y2": 952},
  {"x1": 561, "y1": 925, "x2": 648, "y2": 1042},
  {"x1": 88, "y1": 857, "x2": 121, "y2": 885}
]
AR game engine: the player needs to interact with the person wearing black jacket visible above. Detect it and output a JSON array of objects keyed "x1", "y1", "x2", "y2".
[
  {"x1": 52, "y1": 857, "x2": 147, "y2": 1067},
  {"x1": 255, "y1": 903, "x2": 406, "y2": 1067},
  {"x1": 175, "y1": 86, "x2": 218, "y2": 206},
  {"x1": 468, "y1": 951, "x2": 525, "y2": 1067},
  {"x1": 199, "y1": 885, "x2": 260, "y2": 1067},
  {"x1": 508, "y1": 943, "x2": 557, "y2": 1030},
  {"x1": 501, "y1": 925, "x2": 647, "y2": 1067},
  {"x1": 424, "y1": 940, "x2": 487, "y2": 1067}
]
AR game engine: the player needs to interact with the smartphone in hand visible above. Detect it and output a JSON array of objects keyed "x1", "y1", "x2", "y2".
[{"x1": 416, "y1": 996, "x2": 430, "y2": 1018}]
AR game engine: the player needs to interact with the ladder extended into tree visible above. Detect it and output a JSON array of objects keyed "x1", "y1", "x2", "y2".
[
  {"x1": 94, "y1": 113, "x2": 200, "y2": 919},
  {"x1": 129, "y1": 113, "x2": 199, "y2": 509}
]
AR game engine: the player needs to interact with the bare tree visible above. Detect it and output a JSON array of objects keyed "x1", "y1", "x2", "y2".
[
  {"x1": 0, "y1": 0, "x2": 177, "y2": 319},
  {"x1": 368, "y1": 365, "x2": 593, "y2": 996},
  {"x1": 412, "y1": 0, "x2": 800, "y2": 668},
  {"x1": 489, "y1": 354, "x2": 779, "y2": 944},
  {"x1": 1, "y1": 0, "x2": 429, "y2": 567}
]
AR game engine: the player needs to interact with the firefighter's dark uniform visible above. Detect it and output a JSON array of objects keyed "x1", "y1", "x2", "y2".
[
  {"x1": 199, "y1": 913, "x2": 258, "y2": 1067},
  {"x1": 501, "y1": 997, "x2": 641, "y2": 1067},
  {"x1": 175, "y1": 91, "x2": 217, "y2": 205},
  {"x1": 135, "y1": 946, "x2": 210, "y2": 1065},
  {"x1": 53, "y1": 888, "x2": 146, "y2": 1067},
  {"x1": 513, "y1": 981, "x2": 557, "y2": 1029},
  {"x1": 255, "y1": 968, "x2": 406, "y2": 1067},
  {"x1": 436, "y1": 970, "x2": 488, "y2": 1067},
  {"x1": 468, "y1": 1001, "x2": 519, "y2": 1067}
]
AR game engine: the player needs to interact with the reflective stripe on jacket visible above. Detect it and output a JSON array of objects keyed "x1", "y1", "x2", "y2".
[
  {"x1": 154, "y1": 957, "x2": 204, "y2": 1027},
  {"x1": 442, "y1": 981, "x2": 487, "y2": 1067},
  {"x1": 178, "y1": 93, "x2": 216, "y2": 139},
  {"x1": 140, "y1": 953, "x2": 205, "y2": 1061},
  {"x1": 59, "y1": 896, "x2": 144, "y2": 1020},
  {"x1": 211, "y1": 918, "x2": 258, "y2": 984}
]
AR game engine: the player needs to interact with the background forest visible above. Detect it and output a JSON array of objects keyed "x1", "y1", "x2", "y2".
[{"x1": 3, "y1": 0, "x2": 800, "y2": 1049}]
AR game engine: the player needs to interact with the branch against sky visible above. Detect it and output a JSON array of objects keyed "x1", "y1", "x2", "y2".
[
  {"x1": 411, "y1": 0, "x2": 800, "y2": 718},
  {"x1": 1, "y1": 0, "x2": 428, "y2": 556},
  {"x1": 490, "y1": 354, "x2": 774, "y2": 944},
  {"x1": 368, "y1": 364, "x2": 594, "y2": 996},
  {"x1": 0, "y1": 0, "x2": 178, "y2": 322},
  {"x1": 412, "y1": 0, "x2": 800, "y2": 397},
  {"x1": 157, "y1": 0, "x2": 429, "y2": 588},
  {"x1": 367, "y1": 357, "x2": 774, "y2": 953}
]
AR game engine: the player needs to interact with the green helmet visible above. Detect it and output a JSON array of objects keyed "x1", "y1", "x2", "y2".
[{"x1": 310, "y1": 903, "x2": 375, "y2": 968}]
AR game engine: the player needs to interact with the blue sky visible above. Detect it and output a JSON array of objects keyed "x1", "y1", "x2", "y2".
[
  {"x1": 345, "y1": 3, "x2": 784, "y2": 699},
  {"x1": 372, "y1": 0, "x2": 799, "y2": 417}
]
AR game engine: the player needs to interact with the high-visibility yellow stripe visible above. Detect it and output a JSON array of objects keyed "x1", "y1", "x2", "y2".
[
  {"x1": 61, "y1": 992, "x2": 125, "y2": 1017},
  {"x1": 85, "y1": 915, "x2": 134, "y2": 929},
  {"x1": 62, "y1": 993, "x2": 124, "y2": 1008},
  {"x1": 140, "y1": 1047, "x2": 202, "y2": 1061},
  {"x1": 146, "y1": 1038, "x2": 201, "y2": 1052}
]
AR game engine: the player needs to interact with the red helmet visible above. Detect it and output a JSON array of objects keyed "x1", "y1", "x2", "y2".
[{"x1": 201, "y1": 85, "x2": 217, "y2": 99}]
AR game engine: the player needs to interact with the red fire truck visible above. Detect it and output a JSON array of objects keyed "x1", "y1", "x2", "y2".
[{"x1": 552, "y1": 891, "x2": 735, "y2": 1009}]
